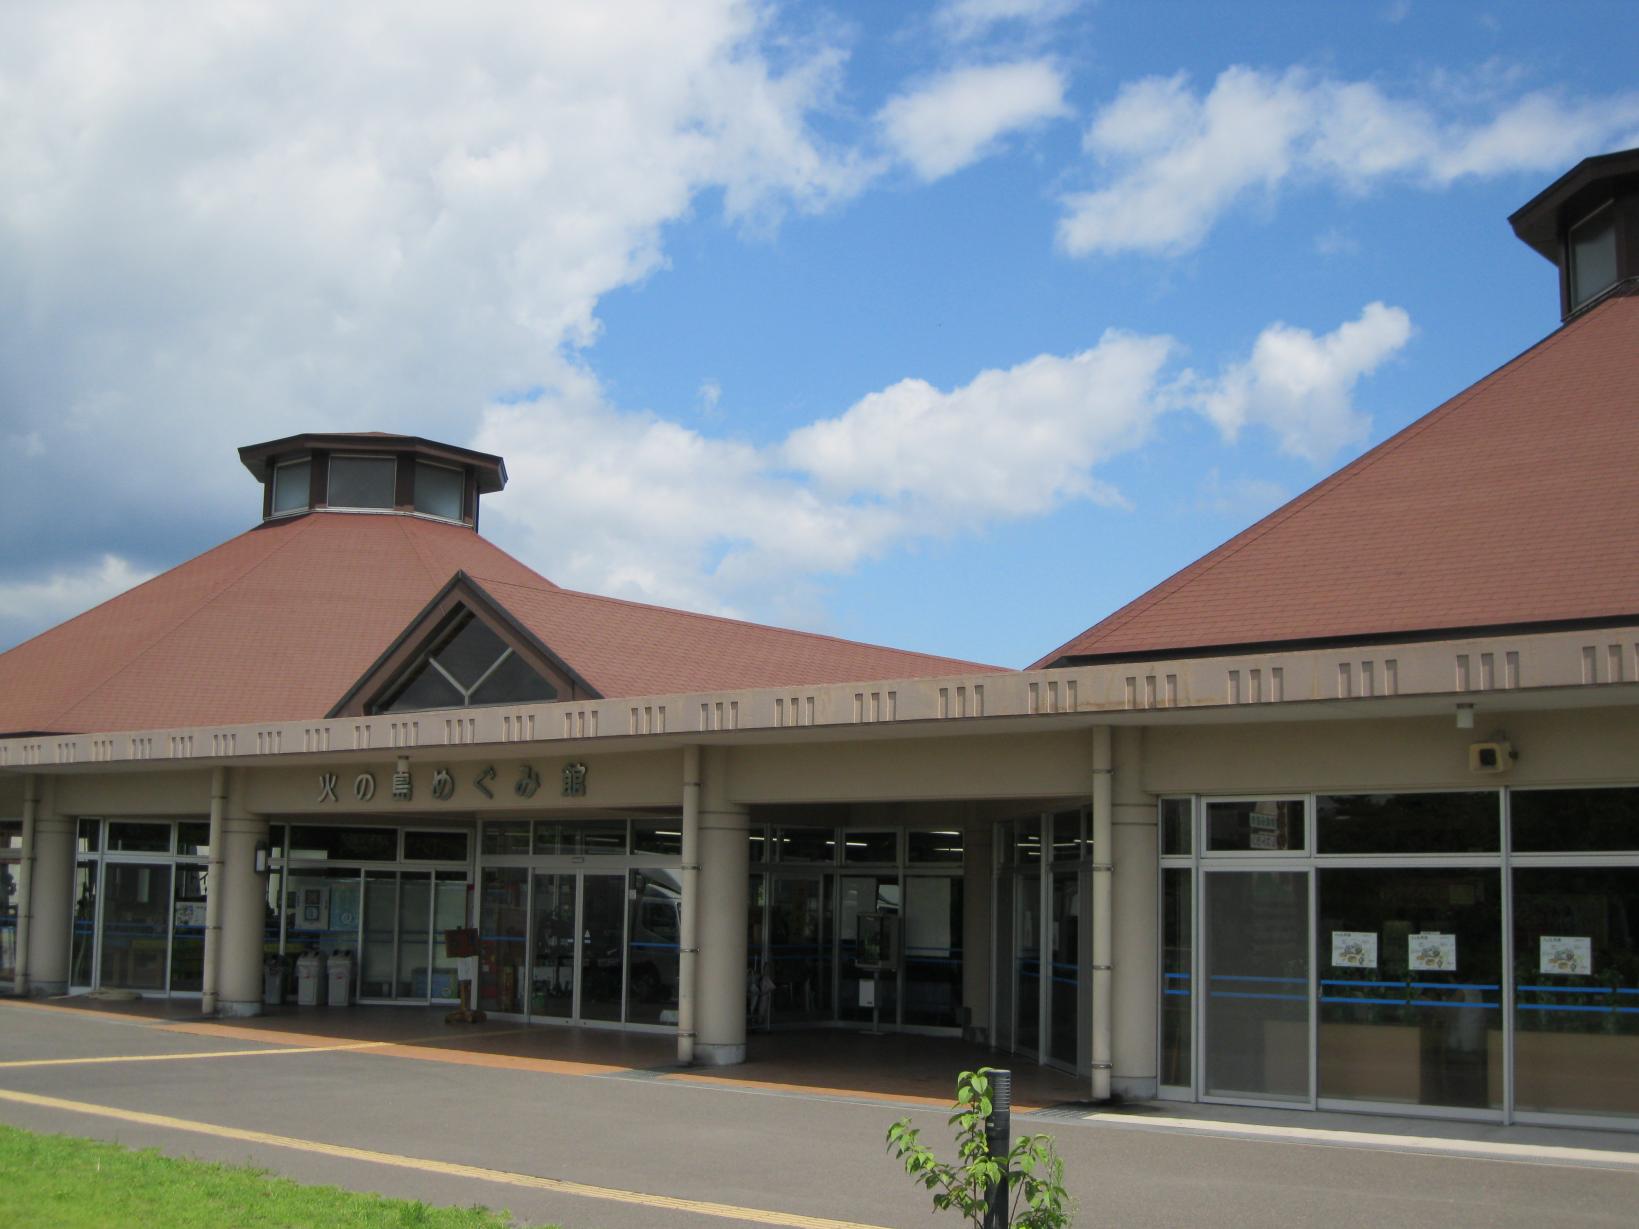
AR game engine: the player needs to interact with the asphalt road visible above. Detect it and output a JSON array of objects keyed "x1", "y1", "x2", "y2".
[{"x1": 2, "y1": 1002, "x2": 1637, "y2": 1228}]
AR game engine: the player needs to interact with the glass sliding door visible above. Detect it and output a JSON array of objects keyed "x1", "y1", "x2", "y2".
[
  {"x1": 1202, "y1": 870, "x2": 1311, "y2": 1104},
  {"x1": 769, "y1": 874, "x2": 830, "y2": 1023},
  {"x1": 579, "y1": 874, "x2": 626, "y2": 1022},
  {"x1": 360, "y1": 870, "x2": 398, "y2": 998},
  {"x1": 1160, "y1": 867, "x2": 1193, "y2": 1091},
  {"x1": 478, "y1": 867, "x2": 528, "y2": 1014},
  {"x1": 99, "y1": 863, "x2": 172, "y2": 991},
  {"x1": 626, "y1": 869, "x2": 682, "y2": 1024},
  {"x1": 70, "y1": 862, "x2": 97, "y2": 989},
  {"x1": 168, "y1": 864, "x2": 208, "y2": 993},
  {"x1": 1014, "y1": 870, "x2": 1042, "y2": 1056},
  {"x1": 529, "y1": 872, "x2": 576, "y2": 1018},
  {"x1": 430, "y1": 872, "x2": 466, "y2": 1001},
  {"x1": 904, "y1": 876, "x2": 962, "y2": 1029},
  {"x1": 0, "y1": 862, "x2": 17, "y2": 986},
  {"x1": 1048, "y1": 872, "x2": 1080, "y2": 1068},
  {"x1": 395, "y1": 872, "x2": 433, "y2": 999}
]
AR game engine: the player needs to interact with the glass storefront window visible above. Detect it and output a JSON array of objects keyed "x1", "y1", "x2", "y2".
[
  {"x1": 1048, "y1": 872, "x2": 1080, "y2": 1066},
  {"x1": 907, "y1": 830, "x2": 963, "y2": 864},
  {"x1": 748, "y1": 828, "x2": 769, "y2": 863},
  {"x1": 1316, "y1": 793, "x2": 1499, "y2": 854},
  {"x1": 626, "y1": 868, "x2": 682, "y2": 1024},
  {"x1": 1161, "y1": 868, "x2": 1192, "y2": 1089},
  {"x1": 1160, "y1": 798, "x2": 1192, "y2": 857},
  {"x1": 107, "y1": 822, "x2": 172, "y2": 854},
  {"x1": 483, "y1": 821, "x2": 531, "y2": 857},
  {"x1": 843, "y1": 831, "x2": 897, "y2": 865},
  {"x1": 578, "y1": 822, "x2": 628, "y2": 856},
  {"x1": 774, "y1": 828, "x2": 835, "y2": 863},
  {"x1": 403, "y1": 830, "x2": 469, "y2": 862},
  {"x1": 904, "y1": 876, "x2": 963, "y2": 1028},
  {"x1": 359, "y1": 870, "x2": 399, "y2": 998},
  {"x1": 287, "y1": 826, "x2": 397, "y2": 862},
  {"x1": 1317, "y1": 866, "x2": 1503, "y2": 1111},
  {"x1": 176, "y1": 822, "x2": 211, "y2": 857},
  {"x1": 430, "y1": 871, "x2": 466, "y2": 1001},
  {"x1": 529, "y1": 872, "x2": 576, "y2": 1017},
  {"x1": 1206, "y1": 799, "x2": 1305, "y2": 853},
  {"x1": 77, "y1": 820, "x2": 100, "y2": 853},
  {"x1": 1015, "y1": 816, "x2": 1042, "y2": 865},
  {"x1": 579, "y1": 874, "x2": 626, "y2": 1022},
  {"x1": 1512, "y1": 787, "x2": 1639, "y2": 853},
  {"x1": 633, "y1": 823, "x2": 682, "y2": 857},
  {"x1": 1513, "y1": 865, "x2": 1639, "y2": 1118},
  {"x1": 0, "y1": 821, "x2": 20, "y2": 851},
  {"x1": 1050, "y1": 810, "x2": 1083, "y2": 863}
]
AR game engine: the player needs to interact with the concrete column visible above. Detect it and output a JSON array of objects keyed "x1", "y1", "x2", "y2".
[
  {"x1": 960, "y1": 810, "x2": 992, "y2": 1042},
  {"x1": 26, "y1": 807, "x2": 76, "y2": 996},
  {"x1": 13, "y1": 775, "x2": 39, "y2": 994},
  {"x1": 215, "y1": 812, "x2": 271, "y2": 1017},
  {"x1": 694, "y1": 747, "x2": 749, "y2": 1066},
  {"x1": 1110, "y1": 725, "x2": 1158, "y2": 1100},
  {"x1": 677, "y1": 746, "x2": 701, "y2": 1065},
  {"x1": 1090, "y1": 726, "x2": 1114, "y2": 1101},
  {"x1": 200, "y1": 767, "x2": 228, "y2": 1015}
]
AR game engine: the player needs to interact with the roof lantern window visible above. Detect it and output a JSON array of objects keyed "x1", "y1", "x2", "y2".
[
  {"x1": 237, "y1": 431, "x2": 507, "y2": 529},
  {"x1": 1509, "y1": 147, "x2": 1639, "y2": 321}
]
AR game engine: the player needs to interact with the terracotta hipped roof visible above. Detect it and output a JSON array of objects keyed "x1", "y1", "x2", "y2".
[
  {"x1": 0, "y1": 512, "x2": 998, "y2": 736},
  {"x1": 474, "y1": 577, "x2": 995, "y2": 699},
  {"x1": 1035, "y1": 289, "x2": 1639, "y2": 667}
]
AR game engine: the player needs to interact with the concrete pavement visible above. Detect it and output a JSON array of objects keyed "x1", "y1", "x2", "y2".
[{"x1": 3, "y1": 999, "x2": 1638, "y2": 1227}]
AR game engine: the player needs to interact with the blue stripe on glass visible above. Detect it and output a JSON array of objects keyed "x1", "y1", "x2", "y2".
[
  {"x1": 1321, "y1": 995, "x2": 1407, "y2": 1006},
  {"x1": 1210, "y1": 974, "x2": 1307, "y2": 984},
  {"x1": 1518, "y1": 984, "x2": 1613, "y2": 994},
  {"x1": 1210, "y1": 991, "x2": 1308, "y2": 1002},
  {"x1": 1408, "y1": 982, "x2": 1499, "y2": 991}
]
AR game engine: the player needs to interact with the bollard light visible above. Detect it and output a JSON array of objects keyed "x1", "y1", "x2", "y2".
[{"x1": 983, "y1": 1068, "x2": 1012, "y2": 1229}]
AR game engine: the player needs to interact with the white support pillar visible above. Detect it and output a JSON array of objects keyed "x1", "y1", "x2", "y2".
[
  {"x1": 216, "y1": 809, "x2": 270, "y2": 1017},
  {"x1": 1109, "y1": 725, "x2": 1157, "y2": 1100},
  {"x1": 26, "y1": 799, "x2": 75, "y2": 996},
  {"x1": 1090, "y1": 726, "x2": 1114, "y2": 1101},
  {"x1": 694, "y1": 747, "x2": 749, "y2": 1066},
  {"x1": 201, "y1": 767, "x2": 228, "y2": 1015},
  {"x1": 677, "y1": 746, "x2": 701, "y2": 1065},
  {"x1": 13, "y1": 775, "x2": 39, "y2": 994}
]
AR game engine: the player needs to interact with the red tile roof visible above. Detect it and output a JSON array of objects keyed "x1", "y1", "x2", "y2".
[
  {"x1": 0, "y1": 512, "x2": 998, "y2": 735},
  {"x1": 1035, "y1": 289, "x2": 1639, "y2": 666}
]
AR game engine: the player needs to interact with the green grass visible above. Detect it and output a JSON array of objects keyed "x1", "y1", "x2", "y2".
[{"x1": 0, "y1": 1124, "x2": 535, "y2": 1228}]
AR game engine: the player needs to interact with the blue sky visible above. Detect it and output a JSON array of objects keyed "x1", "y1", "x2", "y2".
[{"x1": 2, "y1": 0, "x2": 1637, "y2": 668}]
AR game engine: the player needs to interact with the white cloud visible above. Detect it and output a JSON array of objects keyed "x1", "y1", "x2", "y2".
[
  {"x1": 477, "y1": 307, "x2": 1392, "y2": 618},
  {"x1": 0, "y1": 555, "x2": 155, "y2": 639},
  {"x1": 1189, "y1": 302, "x2": 1412, "y2": 462},
  {"x1": 1062, "y1": 66, "x2": 1639, "y2": 255},
  {"x1": 934, "y1": 0, "x2": 1083, "y2": 42},
  {"x1": 0, "y1": 1, "x2": 864, "y2": 575},
  {"x1": 878, "y1": 61, "x2": 1070, "y2": 181}
]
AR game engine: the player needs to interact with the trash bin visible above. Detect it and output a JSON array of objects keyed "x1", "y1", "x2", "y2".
[
  {"x1": 295, "y1": 950, "x2": 322, "y2": 1006},
  {"x1": 263, "y1": 956, "x2": 286, "y2": 1006},
  {"x1": 327, "y1": 951, "x2": 353, "y2": 1008}
]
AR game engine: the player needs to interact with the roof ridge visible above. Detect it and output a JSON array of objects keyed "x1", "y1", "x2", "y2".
[
  {"x1": 480, "y1": 577, "x2": 1007, "y2": 671},
  {"x1": 44, "y1": 516, "x2": 325, "y2": 729},
  {"x1": 1036, "y1": 303, "x2": 1605, "y2": 665},
  {"x1": 393, "y1": 515, "x2": 445, "y2": 588}
]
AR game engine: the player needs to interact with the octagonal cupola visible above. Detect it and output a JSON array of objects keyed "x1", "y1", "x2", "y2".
[
  {"x1": 1510, "y1": 147, "x2": 1639, "y2": 321},
  {"x1": 238, "y1": 432, "x2": 507, "y2": 529}
]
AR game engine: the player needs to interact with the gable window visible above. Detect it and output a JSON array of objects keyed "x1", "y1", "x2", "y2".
[
  {"x1": 413, "y1": 461, "x2": 464, "y2": 522},
  {"x1": 328, "y1": 455, "x2": 397, "y2": 509},
  {"x1": 1569, "y1": 203, "x2": 1618, "y2": 310},
  {"x1": 271, "y1": 459, "x2": 311, "y2": 515},
  {"x1": 374, "y1": 609, "x2": 557, "y2": 713}
]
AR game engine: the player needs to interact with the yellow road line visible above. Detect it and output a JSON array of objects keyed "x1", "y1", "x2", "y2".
[
  {"x1": 0, "y1": 1088, "x2": 893, "y2": 1229},
  {"x1": 0, "y1": 1042, "x2": 389, "y2": 1070}
]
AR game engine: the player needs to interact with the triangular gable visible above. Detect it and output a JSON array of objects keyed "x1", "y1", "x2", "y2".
[{"x1": 328, "y1": 572, "x2": 601, "y2": 717}]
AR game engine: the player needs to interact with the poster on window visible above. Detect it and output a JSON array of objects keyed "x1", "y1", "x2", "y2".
[
  {"x1": 1408, "y1": 932, "x2": 1457, "y2": 972},
  {"x1": 1331, "y1": 931, "x2": 1378, "y2": 969},
  {"x1": 1539, "y1": 935, "x2": 1592, "y2": 976}
]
